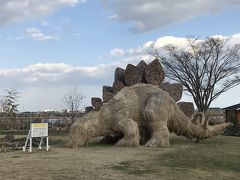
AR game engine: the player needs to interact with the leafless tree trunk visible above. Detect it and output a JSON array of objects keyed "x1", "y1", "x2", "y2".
[
  {"x1": 149, "y1": 37, "x2": 240, "y2": 113},
  {"x1": 62, "y1": 87, "x2": 85, "y2": 125}
]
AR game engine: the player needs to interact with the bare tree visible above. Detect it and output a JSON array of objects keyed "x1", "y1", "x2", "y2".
[
  {"x1": 1, "y1": 88, "x2": 20, "y2": 129},
  {"x1": 149, "y1": 37, "x2": 240, "y2": 113},
  {"x1": 62, "y1": 87, "x2": 85, "y2": 124}
]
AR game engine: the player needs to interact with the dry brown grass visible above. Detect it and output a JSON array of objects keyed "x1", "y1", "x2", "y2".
[{"x1": 0, "y1": 133, "x2": 239, "y2": 180}]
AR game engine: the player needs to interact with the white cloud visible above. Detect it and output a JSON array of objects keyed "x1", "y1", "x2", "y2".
[
  {"x1": 26, "y1": 27, "x2": 58, "y2": 41},
  {"x1": 1, "y1": 33, "x2": 240, "y2": 111},
  {"x1": 107, "y1": 33, "x2": 240, "y2": 76},
  {"x1": 110, "y1": 48, "x2": 125, "y2": 57},
  {"x1": 0, "y1": 62, "x2": 115, "y2": 111},
  {"x1": 228, "y1": 33, "x2": 240, "y2": 45},
  {"x1": 41, "y1": 20, "x2": 50, "y2": 27},
  {"x1": 0, "y1": 0, "x2": 82, "y2": 27},
  {"x1": 101, "y1": 0, "x2": 240, "y2": 32},
  {"x1": 73, "y1": 32, "x2": 82, "y2": 37},
  {"x1": 3, "y1": 33, "x2": 238, "y2": 89},
  {"x1": 152, "y1": 36, "x2": 190, "y2": 49},
  {"x1": 109, "y1": 14, "x2": 118, "y2": 20},
  {"x1": 0, "y1": 63, "x2": 115, "y2": 88},
  {"x1": 108, "y1": 36, "x2": 191, "y2": 61},
  {"x1": 15, "y1": 36, "x2": 25, "y2": 41}
]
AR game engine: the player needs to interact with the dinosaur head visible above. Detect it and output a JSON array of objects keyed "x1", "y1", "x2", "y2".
[
  {"x1": 67, "y1": 123, "x2": 88, "y2": 147},
  {"x1": 204, "y1": 122, "x2": 233, "y2": 139},
  {"x1": 190, "y1": 112, "x2": 232, "y2": 139},
  {"x1": 67, "y1": 111, "x2": 101, "y2": 147}
]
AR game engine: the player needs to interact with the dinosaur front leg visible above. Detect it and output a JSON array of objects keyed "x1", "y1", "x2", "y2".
[
  {"x1": 144, "y1": 121, "x2": 169, "y2": 147},
  {"x1": 113, "y1": 118, "x2": 140, "y2": 146},
  {"x1": 144, "y1": 92, "x2": 170, "y2": 147}
]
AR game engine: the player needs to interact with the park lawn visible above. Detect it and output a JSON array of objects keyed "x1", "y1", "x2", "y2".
[{"x1": 0, "y1": 133, "x2": 239, "y2": 180}]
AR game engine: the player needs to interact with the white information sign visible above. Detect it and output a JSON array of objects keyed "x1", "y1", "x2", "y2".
[
  {"x1": 31, "y1": 123, "x2": 48, "y2": 137},
  {"x1": 23, "y1": 123, "x2": 49, "y2": 153}
]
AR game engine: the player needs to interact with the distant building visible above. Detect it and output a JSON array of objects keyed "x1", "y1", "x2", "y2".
[{"x1": 224, "y1": 103, "x2": 240, "y2": 126}]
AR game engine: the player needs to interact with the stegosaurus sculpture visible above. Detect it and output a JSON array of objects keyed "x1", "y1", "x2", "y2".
[{"x1": 68, "y1": 84, "x2": 231, "y2": 147}]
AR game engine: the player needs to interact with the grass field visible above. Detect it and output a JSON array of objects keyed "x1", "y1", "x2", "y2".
[{"x1": 0, "y1": 132, "x2": 239, "y2": 180}]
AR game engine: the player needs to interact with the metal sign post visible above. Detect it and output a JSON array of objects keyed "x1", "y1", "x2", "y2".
[{"x1": 23, "y1": 123, "x2": 49, "y2": 153}]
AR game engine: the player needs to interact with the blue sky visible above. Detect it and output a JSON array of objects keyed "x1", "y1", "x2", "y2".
[{"x1": 0, "y1": 0, "x2": 240, "y2": 111}]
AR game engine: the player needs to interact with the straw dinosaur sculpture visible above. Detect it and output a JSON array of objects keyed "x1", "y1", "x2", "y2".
[{"x1": 67, "y1": 84, "x2": 232, "y2": 147}]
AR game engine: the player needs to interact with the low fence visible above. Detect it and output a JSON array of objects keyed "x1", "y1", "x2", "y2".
[
  {"x1": 0, "y1": 112, "x2": 84, "y2": 130},
  {"x1": 206, "y1": 108, "x2": 226, "y2": 125}
]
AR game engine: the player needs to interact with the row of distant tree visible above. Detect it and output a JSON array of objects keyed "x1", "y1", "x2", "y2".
[{"x1": 0, "y1": 87, "x2": 85, "y2": 130}]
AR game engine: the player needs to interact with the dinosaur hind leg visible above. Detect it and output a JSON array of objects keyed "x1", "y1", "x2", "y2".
[
  {"x1": 144, "y1": 93, "x2": 170, "y2": 147},
  {"x1": 144, "y1": 125, "x2": 169, "y2": 147},
  {"x1": 113, "y1": 118, "x2": 140, "y2": 146}
]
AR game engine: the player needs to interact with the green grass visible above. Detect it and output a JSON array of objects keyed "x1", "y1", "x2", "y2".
[
  {"x1": 111, "y1": 161, "x2": 157, "y2": 176},
  {"x1": 157, "y1": 138, "x2": 240, "y2": 173},
  {"x1": 111, "y1": 136, "x2": 240, "y2": 178},
  {"x1": 111, "y1": 161, "x2": 131, "y2": 171}
]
